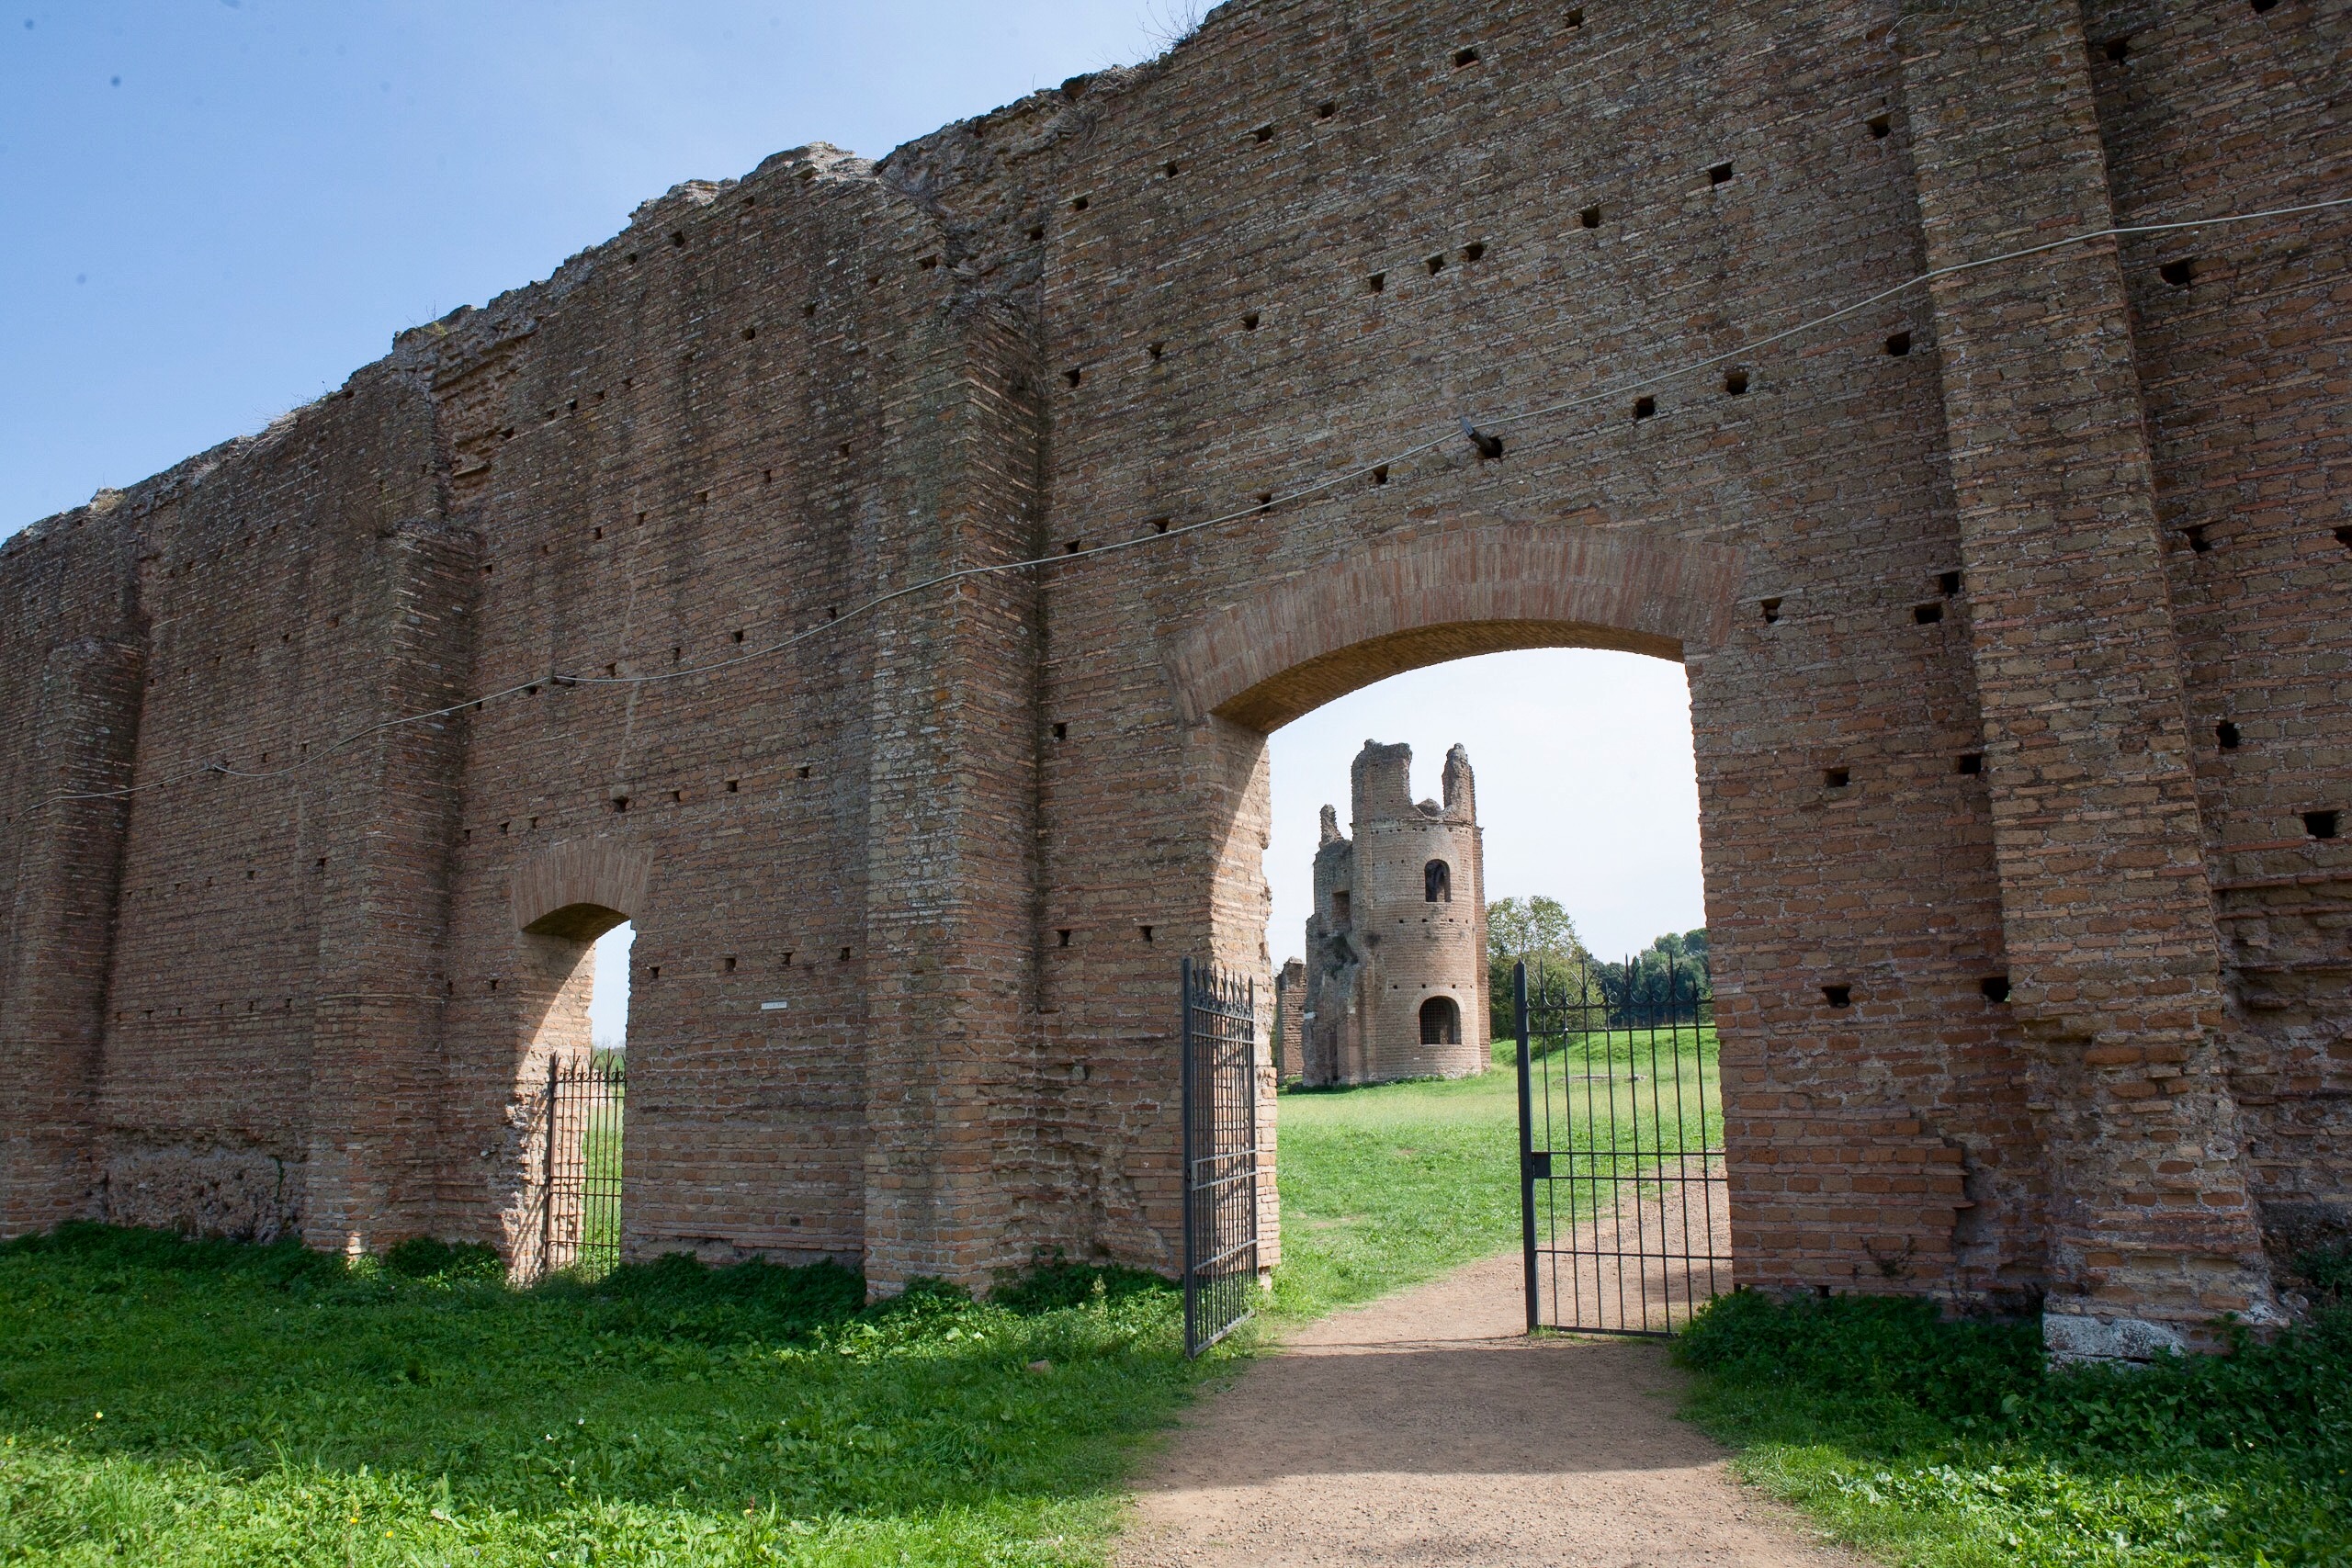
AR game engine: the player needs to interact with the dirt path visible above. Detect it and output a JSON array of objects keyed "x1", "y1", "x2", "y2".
[{"x1": 1119, "y1": 1251, "x2": 1870, "y2": 1567}]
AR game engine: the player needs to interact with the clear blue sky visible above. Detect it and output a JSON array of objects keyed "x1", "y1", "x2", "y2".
[
  {"x1": 1, "y1": 1, "x2": 1184, "y2": 531},
  {"x1": 3, "y1": 5, "x2": 1704, "y2": 1044}
]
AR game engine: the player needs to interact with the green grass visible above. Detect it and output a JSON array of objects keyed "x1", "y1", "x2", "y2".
[
  {"x1": 1269, "y1": 1031, "x2": 1716, "y2": 1320},
  {"x1": 0, "y1": 1224, "x2": 1216, "y2": 1566},
  {"x1": 1676, "y1": 1288, "x2": 2352, "y2": 1567}
]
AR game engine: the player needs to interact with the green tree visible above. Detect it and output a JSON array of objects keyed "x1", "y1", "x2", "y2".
[{"x1": 1486, "y1": 897, "x2": 1591, "y2": 1037}]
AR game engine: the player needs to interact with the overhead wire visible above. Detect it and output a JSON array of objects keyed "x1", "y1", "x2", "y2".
[{"x1": 40, "y1": 190, "x2": 2352, "y2": 808}]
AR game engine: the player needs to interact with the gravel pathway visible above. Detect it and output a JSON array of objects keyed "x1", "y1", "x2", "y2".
[{"x1": 1119, "y1": 1251, "x2": 1871, "y2": 1567}]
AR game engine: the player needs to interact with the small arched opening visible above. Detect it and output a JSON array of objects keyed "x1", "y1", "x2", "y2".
[
  {"x1": 1424, "y1": 859, "x2": 1452, "y2": 903},
  {"x1": 1419, "y1": 994, "x2": 1462, "y2": 1046},
  {"x1": 514, "y1": 900, "x2": 631, "y2": 1281}
]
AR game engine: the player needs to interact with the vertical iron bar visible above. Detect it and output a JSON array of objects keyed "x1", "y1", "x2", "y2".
[
  {"x1": 1180, "y1": 956, "x2": 1197, "y2": 1358},
  {"x1": 539, "y1": 1053, "x2": 559, "y2": 1279},
  {"x1": 1515, "y1": 962, "x2": 1537, "y2": 1334}
]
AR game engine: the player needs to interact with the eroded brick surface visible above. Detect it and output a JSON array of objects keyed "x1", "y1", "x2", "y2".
[{"x1": 3, "y1": 0, "x2": 2345, "y2": 1346}]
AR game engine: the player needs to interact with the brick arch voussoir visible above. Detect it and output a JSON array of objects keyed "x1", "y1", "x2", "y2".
[
  {"x1": 510, "y1": 838, "x2": 653, "y2": 942},
  {"x1": 1165, "y1": 522, "x2": 1747, "y2": 733}
]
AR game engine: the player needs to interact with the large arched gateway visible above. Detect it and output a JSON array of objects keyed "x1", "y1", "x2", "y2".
[{"x1": 1, "y1": 1, "x2": 2340, "y2": 1359}]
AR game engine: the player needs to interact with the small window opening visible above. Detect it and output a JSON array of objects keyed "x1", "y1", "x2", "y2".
[
  {"x1": 2335, "y1": 525, "x2": 2352, "y2": 551},
  {"x1": 671, "y1": 231, "x2": 686, "y2": 247},
  {"x1": 916, "y1": 256, "x2": 938, "y2": 272},
  {"x1": 2183, "y1": 524, "x2": 2211, "y2": 553},
  {"x1": 1633, "y1": 395, "x2": 1657, "y2": 420},
  {"x1": 1057, "y1": 929, "x2": 1072, "y2": 947},
  {"x1": 1256, "y1": 492, "x2": 1274, "y2": 511},
  {"x1": 1419, "y1": 995, "x2": 1462, "y2": 1045},
  {"x1": 1914, "y1": 602, "x2": 1945, "y2": 625},
  {"x1": 840, "y1": 947, "x2": 854, "y2": 963},
  {"x1": 1028, "y1": 225, "x2": 1046, "y2": 242},
  {"x1": 803, "y1": 301, "x2": 818, "y2": 317},
  {"x1": 1253, "y1": 123, "x2": 1274, "y2": 144},
  {"x1": 1069, "y1": 194, "x2": 1090, "y2": 210},
  {"x1": 1368, "y1": 271, "x2": 1385, "y2": 293},
  {"x1": 1579, "y1": 204, "x2": 1601, "y2": 228},
  {"x1": 1317, "y1": 100, "x2": 1337, "y2": 118},
  {"x1": 742, "y1": 325, "x2": 758, "y2": 341},
  {"x1": 724, "y1": 955, "x2": 737, "y2": 972},
  {"x1": 733, "y1": 628, "x2": 746, "y2": 643},
  {"x1": 1372, "y1": 465, "x2": 1390, "y2": 486},
  {"x1": 1760, "y1": 597, "x2": 1782, "y2": 624},
  {"x1": 1462, "y1": 242, "x2": 1486, "y2": 263},
  {"x1": 1148, "y1": 341, "x2": 1166, "y2": 360},
  {"x1": 1957, "y1": 752, "x2": 1984, "y2": 775},
  {"x1": 797, "y1": 765, "x2": 812, "y2": 779},
  {"x1": 1980, "y1": 976, "x2": 2011, "y2": 1003},
  {"x1": 2160, "y1": 258, "x2": 2197, "y2": 288},
  {"x1": 1885, "y1": 330, "x2": 1913, "y2": 355},
  {"x1": 1424, "y1": 860, "x2": 1453, "y2": 902},
  {"x1": 1821, "y1": 984, "x2": 1852, "y2": 1008},
  {"x1": 1867, "y1": 113, "x2": 1892, "y2": 139},
  {"x1": 1453, "y1": 46, "x2": 1479, "y2": 67},
  {"x1": 1242, "y1": 311, "x2": 1261, "y2": 331},
  {"x1": 727, "y1": 778, "x2": 741, "y2": 792},
  {"x1": 1824, "y1": 767, "x2": 1851, "y2": 789},
  {"x1": 1566, "y1": 6, "x2": 1584, "y2": 23},
  {"x1": 2217, "y1": 720, "x2": 2241, "y2": 750},
  {"x1": 2253, "y1": 0, "x2": 2279, "y2": 11},
  {"x1": 1052, "y1": 722, "x2": 1068, "y2": 740},
  {"x1": 1708, "y1": 161, "x2": 1735, "y2": 185},
  {"x1": 1332, "y1": 891, "x2": 1352, "y2": 927},
  {"x1": 1150, "y1": 516, "x2": 1171, "y2": 534},
  {"x1": 1724, "y1": 368, "x2": 1748, "y2": 395},
  {"x1": 2305, "y1": 809, "x2": 2340, "y2": 840},
  {"x1": 1140, "y1": 925, "x2": 1155, "y2": 943},
  {"x1": 1426, "y1": 253, "x2": 1447, "y2": 275},
  {"x1": 613, "y1": 795, "x2": 630, "y2": 812},
  {"x1": 1065, "y1": 367, "x2": 1083, "y2": 388},
  {"x1": 1165, "y1": 160, "x2": 1182, "y2": 177},
  {"x1": 2103, "y1": 34, "x2": 2131, "y2": 62},
  {"x1": 1939, "y1": 570, "x2": 1962, "y2": 595},
  {"x1": 649, "y1": 966, "x2": 660, "y2": 980}
]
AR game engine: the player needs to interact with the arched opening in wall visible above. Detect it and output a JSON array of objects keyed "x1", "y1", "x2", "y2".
[
  {"x1": 513, "y1": 903, "x2": 631, "y2": 1280},
  {"x1": 1256, "y1": 648, "x2": 1720, "y2": 1337}
]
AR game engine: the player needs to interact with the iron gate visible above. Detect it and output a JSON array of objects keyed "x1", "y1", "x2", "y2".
[
  {"x1": 523, "y1": 1052, "x2": 626, "y2": 1281},
  {"x1": 1515, "y1": 957, "x2": 1727, "y2": 1335},
  {"x1": 1181, "y1": 956, "x2": 1260, "y2": 1356}
]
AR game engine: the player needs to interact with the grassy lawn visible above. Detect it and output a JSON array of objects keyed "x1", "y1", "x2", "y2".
[
  {"x1": 1269, "y1": 1043, "x2": 1523, "y2": 1319},
  {"x1": 0, "y1": 1229, "x2": 1204, "y2": 1566},
  {"x1": 1675, "y1": 1289, "x2": 2352, "y2": 1568}
]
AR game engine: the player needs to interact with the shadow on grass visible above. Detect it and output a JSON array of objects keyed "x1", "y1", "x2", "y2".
[{"x1": 0, "y1": 1224, "x2": 1211, "y2": 1567}]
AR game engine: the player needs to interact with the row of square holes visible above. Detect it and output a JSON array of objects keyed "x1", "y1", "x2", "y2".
[
  {"x1": 1818, "y1": 976, "x2": 2012, "y2": 1009},
  {"x1": 477, "y1": 945, "x2": 858, "y2": 992},
  {"x1": 2100, "y1": 0, "x2": 2288, "y2": 64}
]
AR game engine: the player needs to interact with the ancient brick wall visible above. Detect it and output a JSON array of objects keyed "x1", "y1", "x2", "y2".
[{"x1": 3, "y1": 0, "x2": 2346, "y2": 1354}]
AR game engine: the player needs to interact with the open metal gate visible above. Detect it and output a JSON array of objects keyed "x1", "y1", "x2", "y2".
[
  {"x1": 521, "y1": 1052, "x2": 626, "y2": 1281},
  {"x1": 1515, "y1": 957, "x2": 1727, "y2": 1336},
  {"x1": 1181, "y1": 956, "x2": 1260, "y2": 1356}
]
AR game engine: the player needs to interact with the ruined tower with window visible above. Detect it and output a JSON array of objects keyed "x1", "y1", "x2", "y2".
[{"x1": 1300, "y1": 741, "x2": 1487, "y2": 1086}]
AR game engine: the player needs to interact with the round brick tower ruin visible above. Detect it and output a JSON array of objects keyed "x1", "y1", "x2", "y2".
[{"x1": 1298, "y1": 741, "x2": 1487, "y2": 1085}]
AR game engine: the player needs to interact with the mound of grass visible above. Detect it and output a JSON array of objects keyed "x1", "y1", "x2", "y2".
[
  {"x1": 1270, "y1": 1047, "x2": 1525, "y2": 1320},
  {"x1": 1676, "y1": 1289, "x2": 2352, "y2": 1566},
  {"x1": 0, "y1": 1222, "x2": 1213, "y2": 1566}
]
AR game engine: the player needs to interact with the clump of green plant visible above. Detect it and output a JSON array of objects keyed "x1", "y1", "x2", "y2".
[
  {"x1": 2292, "y1": 1241, "x2": 2352, "y2": 1307},
  {"x1": 0, "y1": 1223, "x2": 1210, "y2": 1566},
  {"x1": 1676, "y1": 1289, "x2": 2352, "y2": 1566}
]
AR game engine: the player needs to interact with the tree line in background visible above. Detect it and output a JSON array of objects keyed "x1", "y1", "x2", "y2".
[{"x1": 1486, "y1": 896, "x2": 1710, "y2": 1036}]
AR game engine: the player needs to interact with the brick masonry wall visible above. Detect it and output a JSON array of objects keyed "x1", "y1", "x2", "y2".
[{"x1": 0, "y1": 0, "x2": 2343, "y2": 1350}]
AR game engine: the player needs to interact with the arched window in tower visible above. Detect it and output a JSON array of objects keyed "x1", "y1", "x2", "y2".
[
  {"x1": 1419, "y1": 994, "x2": 1461, "y2": 1045},
  {"x1": 1424, "y1": 859, "x2": 1452, "y2": 903}
]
